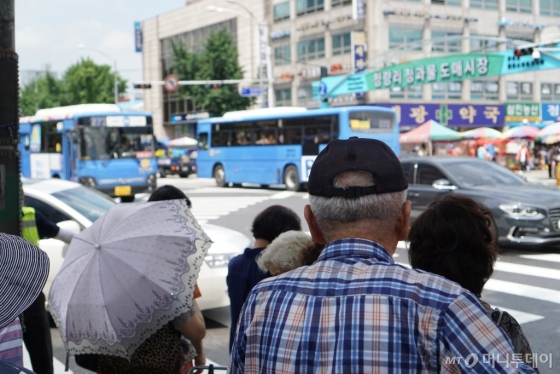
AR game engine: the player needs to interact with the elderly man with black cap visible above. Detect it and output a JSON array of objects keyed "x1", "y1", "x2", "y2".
[{"x1": 229, "y1": 138, "x2": 536, "y2": 373}]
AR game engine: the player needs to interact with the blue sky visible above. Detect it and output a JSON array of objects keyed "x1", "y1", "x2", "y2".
[{"x1": 15, "y1": 0, "x2": 185, "y2": 93}]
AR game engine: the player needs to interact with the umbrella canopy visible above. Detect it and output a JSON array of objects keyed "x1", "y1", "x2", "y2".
[
  {"x1": 502, "y1": 126, "x2": 540, "y2": 139},
  {"x1": 544, "y1": 134, "x2": 560, "y2": 144},
  {"x1": 461, "y1": 127, "x2": 504, "y2": 140},
  {"x1": 399, "y1": 120, "x2": 462, "y2": 143},
  {"x1": 169, "y1": 136, "x2": 197, "y2": 147},
  {"x1": 0, "y1": 234, "x2": 49, "y2": 329},
  {"x1": 539, "y1": 122, "x2": 560, "y2": 141},
  {"x1": 48, "y1": 199, "x2": 211, "y2": 359}
]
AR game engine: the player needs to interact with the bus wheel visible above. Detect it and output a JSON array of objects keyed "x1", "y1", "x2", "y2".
[
  {"x1": 214, "y1": 165, "x2": 226, "y2": 187},
  {"x1": 284, "y1": 166, "x2": 300, "y2": 191}
]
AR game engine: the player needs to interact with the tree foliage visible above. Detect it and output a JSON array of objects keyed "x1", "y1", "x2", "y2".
[
  {"x1": 20, "y1": 58, "x2": 127, "y2": 116},
  {"x1": 171, "y1": 29, "x2": 253, "y2": 116}
]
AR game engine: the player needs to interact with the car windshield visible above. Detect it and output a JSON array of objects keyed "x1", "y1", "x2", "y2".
[
  {"x1": 79, "y1": 127, "x2": 155, "y2": 160},
  {"x1": 52, "y1": 186, "x2": 115, "y2": 223},
  {"x1": 441, "y1": 161, "x2": 525, "y2": 187}
]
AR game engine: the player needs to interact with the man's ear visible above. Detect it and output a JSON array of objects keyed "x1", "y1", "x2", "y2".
[
  {"x1": 396, "y1": 200, "x2": 411, "y2": 241},
  {"x1": 304, "y1": 205, "x2": 327, "y2": 245}
]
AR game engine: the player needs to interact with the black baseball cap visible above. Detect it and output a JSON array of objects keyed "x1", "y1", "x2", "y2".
[{"x1": 308, "y1": 137, "x2": 408, "y2": 198}]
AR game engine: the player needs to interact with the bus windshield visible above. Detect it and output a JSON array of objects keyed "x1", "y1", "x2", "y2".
[
  {"x1": 79, "y1": 127, "x2": 155, "y2": 160},
  {"x1": 349, "y1": 111, "x2": 394, "y2": 132}
]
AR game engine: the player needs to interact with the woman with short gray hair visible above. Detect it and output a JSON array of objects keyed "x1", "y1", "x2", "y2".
[{"x1": 257, "y1": 231, "x2": 324, "y2": 276}]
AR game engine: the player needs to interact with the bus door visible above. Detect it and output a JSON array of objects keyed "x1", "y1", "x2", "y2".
[
  {"x1": 19, "y1": 123, "x2": 31, "y2": 177},
  {"x1": 63, "y1": 119, "x2": 78, "y2": 181},
  {"x1": 28, "y1": 122, "x2": 65, "y2": 179}
]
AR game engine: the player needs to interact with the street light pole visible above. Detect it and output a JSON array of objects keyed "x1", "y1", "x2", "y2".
[{"x1": 78, "y1": 44, "x2": 119, "y2": 105}]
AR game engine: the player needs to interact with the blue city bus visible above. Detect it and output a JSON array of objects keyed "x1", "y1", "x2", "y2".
[
  {"x1": 196, "y1": 106, "x2": 399, "y2": 190},
  {"x1": 19, "y1": 104, "x2": 158, "y2": 201}
]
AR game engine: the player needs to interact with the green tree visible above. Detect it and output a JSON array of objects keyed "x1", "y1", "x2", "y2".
[
  {"x1": 170, "y1": 29, "x2": 253, "y2": 116},
  {"x1": 64, "y1": 58, "x2": 127, "y2": 104},
  {"x1": 20, "y1": 72, "x2": 66, "y2": 116}
]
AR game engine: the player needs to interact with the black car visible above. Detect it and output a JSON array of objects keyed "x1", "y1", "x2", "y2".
[
  {"x1": 157, "y1": 156, "x2": 197, "y2": 178},
  {"x1": 401, "y1": 157, "x2": 560, "y2": 247}
]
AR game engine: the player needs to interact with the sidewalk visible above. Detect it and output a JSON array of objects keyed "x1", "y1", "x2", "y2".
[{"x1": 521, "y1": 168, "x2": 559, "y2": 186}]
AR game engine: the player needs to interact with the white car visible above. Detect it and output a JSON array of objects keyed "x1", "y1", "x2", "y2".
[{"x1": 22, "y1": 178, "x2": 249, "y2": 311}]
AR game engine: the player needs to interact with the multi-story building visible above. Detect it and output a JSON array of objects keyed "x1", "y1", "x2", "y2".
[{"x1": 142, "y1": 0, "x2": 560, "y2": 137}]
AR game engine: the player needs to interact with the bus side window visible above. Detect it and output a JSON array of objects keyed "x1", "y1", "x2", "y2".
[{"x1": 198, "y1": 133, "x2": 208, "y2": 150}]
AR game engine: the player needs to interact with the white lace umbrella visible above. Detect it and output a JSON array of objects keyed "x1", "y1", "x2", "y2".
[{"x1": 48, "y1": 199, "x2": 211, "y2": 359}]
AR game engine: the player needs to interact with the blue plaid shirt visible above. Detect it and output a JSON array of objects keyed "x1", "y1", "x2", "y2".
[{"x1": 229, "y1": 238, "x2": 536, "y2": 373}]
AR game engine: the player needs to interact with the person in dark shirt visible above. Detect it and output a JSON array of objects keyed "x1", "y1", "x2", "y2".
[{"x1": 226, "y1": 205, "x2": 302, "y2": 351}]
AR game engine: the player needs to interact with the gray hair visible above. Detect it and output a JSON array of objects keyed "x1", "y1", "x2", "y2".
[
  {"x1": 257, "y1": 231, "x2": 312, "y2": 275},
  {"x1": 309, "y1": 170, "x2": 407, "y2": 239}
]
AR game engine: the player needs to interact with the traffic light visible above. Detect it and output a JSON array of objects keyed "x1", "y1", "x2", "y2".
[
  {"x1": 205, "y1": 83, "x2": 223, "y2": 89},
  {"x1": 513, "y1": 47, "x2": 533, "y2": 58},
  {"x1": 133, "y1": 83, "x2": 152, "y2": 89}
]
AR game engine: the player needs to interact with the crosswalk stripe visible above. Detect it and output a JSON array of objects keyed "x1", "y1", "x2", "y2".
[
  {"x1": 187, "y1": 187, "x2": 272, "y2": 194},
  {"x1": 493, "y1": 261, "x2": 560, "y2": 280},
  {"x1": 491, "y1": 306, "x2": 544, "y2": 325},
  {"x1": 484, "y1": 279, "x2": 560, "y2": 305},
  {"x1": 520, "y1": 253, "x2": 560, "y2": 263},
  {"x1": 189, "y1": 195, "x2": 271, "y2": 223},
  {"x1": 270, "y1": 191, "x2": 295, "y2": 199}
]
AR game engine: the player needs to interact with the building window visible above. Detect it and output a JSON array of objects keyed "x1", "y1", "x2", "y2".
[
  {"x1": 390, "y1": 85, "x2": 423, "y2": 99},
  {"x1": 540, "y1": 0, "x2": 560, "y2": 15},
  {"x1": 274, "y1": 2, "x2": 291, "y2": 22},
  {"x1": 471, "y1": 80, "x2": 499, "y2": 101},
  {"x1": 470, "y1": 0, "x2": 498, "y2": 9},
  {"x1": 298, "y1": 38, "x2": 325, "y2": 61},
  {"x1": 332, "y1": 33, "x2": 351, "y2": 56},
  {"x1": 275, "y1": 88, "x2": 292, "y2": 107},
  {"x1": 432, "y1": 32, "x2": 462, "y2": 53},
  {"x1": 332, "y1": 0, "x2": 352, "y2": 7},
  {"x1": 506, "y1": 0, "x2": 532, "y2": 12},
  {"x1": 432, "y1": 82, "x2": 462, "y2": 100},
  {"x1": 507, "y1": 81, "x2": 533, "y2": 101},
  {"x1": 297, "y1": 85, "x2": 319, "y2": 107},
  {"x1": 274, "y1": 45, "x2": 291, "y2": 65},
  {"x1": 541, "y1": 83, "x2": 560, "y2": 101},
  {"x1": 389, "y1": 28, "x2": 423, "y2": 49},
  {"x1": 297, "y1": 0, "x2": 324, "y2": 16},
  {"x1": 431, "y1": 0, "x2": 461, "y2": 5}
]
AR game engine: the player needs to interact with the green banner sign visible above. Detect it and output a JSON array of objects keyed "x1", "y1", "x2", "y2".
[
  {"x1": 505, "y1": 102, "x2": 541, "y2": 122},
  {"x1": 369, "y1": 53, "x2": 503, "y2": 90}
]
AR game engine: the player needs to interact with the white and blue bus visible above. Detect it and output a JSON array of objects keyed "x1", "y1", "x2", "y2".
[
  {"x1": 196, "y1": 106, "x2": 399, "y2": 190},
  {"x1": 19, "y1": 104, "x2": 158, "y2": 202}
]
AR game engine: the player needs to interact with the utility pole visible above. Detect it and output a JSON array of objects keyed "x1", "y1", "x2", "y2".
[{"x1": 0, "y1": 0, "x2": 21, "y2": 236}]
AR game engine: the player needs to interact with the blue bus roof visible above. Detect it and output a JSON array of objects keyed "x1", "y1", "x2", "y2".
[{"x1": 198, "y1": 106, "x2": 395, "y2": 125}]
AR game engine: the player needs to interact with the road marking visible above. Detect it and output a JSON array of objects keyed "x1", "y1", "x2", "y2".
[
  {"x1": 269, "y1": 191, "x2": 295, "y2": 199},
  {"x1": 187, "y1": 187, "x2": 272, "y2": 194},
  {"x1": 190, "y1": 196, "x2": 271, "y2": 224},
  {"x1": 484, "y1": 279, "x2": 560, "y2": 305},
  {"x1": 520, "y1": 253, "x2": 560, "y2": 264},
  {"x1": 302, "y1": 193, "x2": 309, "y2": 199},
  {"x1": 491, "y1": 306, "x2": 544, "y2": 325},
  {"x1": 493, "y1": 261, "x2": 560, "y2": 280}
]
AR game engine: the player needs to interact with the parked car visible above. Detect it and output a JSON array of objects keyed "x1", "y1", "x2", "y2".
[
  {"x1": 401, "y1": 157, "x2": 560, "y2": 247},
  {"x1": 23, "y1": 178, "x2": 249, "y2": 310},
  {"x1": 157, "y1": 147, "x2": 197, "y2": 178}
]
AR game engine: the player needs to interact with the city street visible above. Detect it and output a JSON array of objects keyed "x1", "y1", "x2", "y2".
[{"x1": 46, "y1": 173, "x2": 560, "y2": 373}]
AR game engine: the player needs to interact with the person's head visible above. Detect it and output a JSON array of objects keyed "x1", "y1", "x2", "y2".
[
  {"x1": 407, "y1": 195, "x2": 498, "y2": 297},
  {"x1": 257, "y1": 231, "x2": 323, "y2": 276},
  {"x1": 251, "y1": 205, "x2": 301, "y2": 243},
  {"x1": 148, "y1": 185, "x2": 192, "y2": 208},
  {"x1": 305, "y1": 138, "x2": 410, "y2": 253}
]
